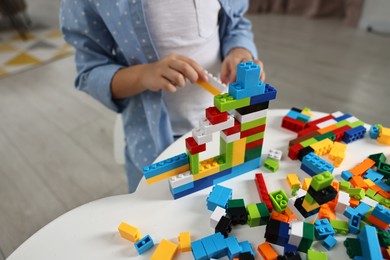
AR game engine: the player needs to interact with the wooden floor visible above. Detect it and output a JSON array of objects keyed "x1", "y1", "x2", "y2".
[{"x1": 1, "y1": 11, "x2": 390, "y2": 258}]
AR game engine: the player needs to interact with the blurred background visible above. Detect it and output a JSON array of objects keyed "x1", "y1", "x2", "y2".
[{"x1": 0, "y1": 0, "x2": 389, "y2": 258}]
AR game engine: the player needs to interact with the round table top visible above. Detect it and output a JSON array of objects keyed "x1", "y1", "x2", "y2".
[{"x1": 8, "y1": 109, "x2": 390, "y2": 260}]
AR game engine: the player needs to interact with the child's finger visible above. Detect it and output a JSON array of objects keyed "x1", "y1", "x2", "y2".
[
  {"x1": 176, "y1": 55, "x2": 208, "y2": 82},
  {"x1": 220, "y1": 60, "x2": 231, "y2": 84},
  {"x1": 163, "y1": 68, "x2": 186, "y2": 88},
  {"x1": 160, "y1": 77, "x2": 178, "y2": 92},
  {"x1": 169, "y1": 60, "x2": 198, "y2": 83}
]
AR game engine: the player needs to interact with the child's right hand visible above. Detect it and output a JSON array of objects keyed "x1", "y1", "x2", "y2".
[{"x1": 139, "y1": 54, "x2": 208, "y2": 93}]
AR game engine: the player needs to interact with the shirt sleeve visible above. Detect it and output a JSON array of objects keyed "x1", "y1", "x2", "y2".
[
  {"x1": 60, "y1": 0, "x2": 128, "y2": 113},
  {"x1": 219, "y1": 0, "x2": 258, "y2": 60}
]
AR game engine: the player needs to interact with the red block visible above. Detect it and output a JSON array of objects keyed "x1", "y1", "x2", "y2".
[
  {"x1": 305, "y1": 115, "x2": 334, "y2": 128},
  {"x1": 245, "y1": 138, "x2": 263, "y2": 150},
  {"x1": 297, "y1": 126, "x2": 319, "y2": 137},
  {"x1": 288, "y1": 143, "x2": 304, "y2": 160},
  {"x1": 223, "y1": 119, "x2": 241, "y2": 136},
  {"x1": 281, "y1": 116, "x2": 306, "y2": 133},
  {"x1": 205, "y1": 106, "x2": 228, "y2": 125},
  {"x1": 255, "y1": 173, "x2": 273, "y2": 212},
  {"x1": 332, "y1": 125, "x2": 351, "y2": 142},
  {"x1": 185, "y1": 137, "x2": 206, "y2": 155},
  {"x1": 241, "y1": 124, "x2": 266, "y2": 138}
]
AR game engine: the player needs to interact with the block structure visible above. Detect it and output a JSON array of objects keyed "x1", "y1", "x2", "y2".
[{"x1": 142, "y1": 61, "x2": 277, "y2": 199}]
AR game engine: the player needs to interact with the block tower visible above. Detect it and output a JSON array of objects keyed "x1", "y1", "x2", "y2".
[{"x1": 143, "y1": 61, "x2": 277, "y2": 199}]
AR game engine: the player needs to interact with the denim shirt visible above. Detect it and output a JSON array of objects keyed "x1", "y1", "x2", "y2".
[{"x1": 60, "y1": 0, "x2": 257, "y2": 192}]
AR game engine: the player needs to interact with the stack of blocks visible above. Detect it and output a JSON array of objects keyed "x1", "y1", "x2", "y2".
[
  {"x1": 143, "y1": 61, "x2": 277, "y2": 199},
  {"x1": 370, "y1": 124, "x2": 390, "y2": 146}
]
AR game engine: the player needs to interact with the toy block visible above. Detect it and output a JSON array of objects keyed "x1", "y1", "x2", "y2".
[
  {"x1": 321, "y1": 235, "x2": 336, "y2": 251},
  {"x1": 245, "y1": 138, "x2": 263, "y2": 150},
  {"x1": 210, "y1": 206, "x2": 226, "y2": 229},
  {"x1": 195, "y1": 158, "x2": 220, "y2": 180},
  {"x1": 191, "y1": 240, "x2": 208, "y2": 260},
  {"x1": 314, "y1": 132, "x2": 336, "y2": 142},
  {"x1": 225, "y1": 236, "x2": 241, "y2": 259},
  {"x1": 342, "y1": 125, "x2": 366, "y2": 143},
  {"x1": 169, "y1": 173, "x2": 194, "y2": 194},
  {"x1": 310, "y1": 171, "x2": 334, "y2": 191},
  {"x1": 204, "y1": 232, "x2": 227, "y2": 259},
  {"x1": 294, "y1": 197, "x2": 320, "y2": 221},
  {"x1": 192, "y1": 127, "x2": 213, "y2": 145},
  {"x1": 317, "y1": 118, "x2": 338, "y2": 129},
  {"x1": 250, "y1": 84, "x2": 277, "y2": 105},
  {"x1": 264, "y1": 157, "x2": 279, "y2": 172},
  {"x1": 300, "y1": 137, "x2": 317, "y2": 148},
  {"x1": 378, "y1": 126, "x2": 390, "y2": 145},
  {"x1": 271, "y1": 211, "x2": 289, "y2": 222},
  {"x1": 223, "y1": 119, "x2": 241, "y2": 136},
  {"x1": 329, "y1": 219, "x2": 348, "y2": 235},
  {"x1": 196, "y1": 70, "x2": 226, "y2": 95},
  {"x1": 143, "y1": 153, "x2": 189, "y2": 179},
  {"x1": 297, "y1": 146, "x2": 314, "y2": 162},
  {"x1": 255, "y1": 173, "x2": 273, "y2": 211},
  {"x1": 134, "y1": 235, "x2": 154, "y2": 255},
  {"x1": 244, "y1": 145, "x2": 262, "y2": 162},
  {"x1": 206, "y1": 106, "x2": 228, "y2": 124},
  {"x1": 288, "y1": 221, "x2": 304, "y2": 247},
  {"x1": 146, "y1": 163, "x2": 190, "y2": 184},
  {"x1": 188, "y1": 151, "x2": 200, "y2": 174},
  {"x1": 377, "y1": 161, "x2": 390, "y2": 178},
  {"x1": 257, "y1": 202, "x2": 271, "y2": 225},
  {"x1": 369, "y1": 125, "x2": 380, "y2": 139},
  {"x1": 228, "y1": 198, "x2": 245, "y2": 208},
  {"x1": 200, "y1": 115, "x2": 234, "y2": 135},
  {"x1": 333, "y1": 112, "x2": 351, "y2": 121},
  {"x1": 340, "y1": 170, "x2": 353, "y2": 181},
  {"x1": 214, "y1": 93, "x2": 250, "y2": 112},
  {"x1": 240, "y1": 124, "x2": 266, "y2": 139},
  {"x1": 228, "y1": 61, "x2": 265, "y2": 100},
  {"x1": 287, "y1": 174, "x2": 301, "y2": 196},
  {"x1": 307, "y1": 249, "x2": 327, "y2": 260},
  {"x1": 239, "y1": 241, "x2": 255, "y2": 258},
  {"x1": 318, "y1": 204, "x2": 336, "y2": 221},
  {"x1": 178, "y1": 232, "x2": 191, "y2": 252},
  {"x1": 364, "y1": 169, "x2": 384, "y2": 182},
  {"x1": 150, "y1": 239, "x2": 178, "y2": 260},
  {"x1": 118, "y1": 222, "x2": 141, "y2": 242},
  {"x1": 268, "y1": 149, "x2": 283, "y2": 161},
  {"x1": 301, "y1": 152, "x2": 334, "y2": 176},
  {"x1": 344, "y1": 237, "x2": 363, "y2": 259},
  {"x1": 264, "y1": 218, "x2": 281, "y2": 244},
  {"x1": 277, "y1": 220, "x2": 291, "y2": 246},
  {"x1": 270, "y1": 190, "x2": 289, "y2": 213},
  {"x1": 329, "y1": 141, "x2": 346, "y2": 160},
  {"x1": 245, "y1": 132, "x2": 264, "y2": 143},
  {"x1": 297, "y1": 222, "x2": 314, "y2": 253},
  {"x1": 207, "y1": 185, "x2": 232, "y2": 211},
  {"x1": 219, "y1": 137, "x2": 233, "y2": 170},
  {"x1": 241, "y1": 117, "x2": 267, "y2": 132},
  {"x1": 302, "y1": 178, "x2": 311, "y2": 191},
  {"x1": 282, "y1": 116, "x2": 306, "y2": 133},
  {"x1": 231, "y1": 138, "x2": 246, "y2": 166},
  {"x1": 349, "y1": 158, "x2": 375, "y2": 176},
  {"x1": 368, "y1": 152, "x2": 387, "y2": 166},
  {"x1": 247, "y1": 203, "x2": 261, "y2": 227},
  {"x1": 235, "y1": 106, "x2": 267, "y2": 124},
  {"x1": 186, "y1": 137, "x2": 206, "y2": 155},
  {"x1": 347, "y1": 188, "x2": 365, "y2": 200},
  {"x1": 258, "y1": 242, "x2": 278, "y2": 260},
  {"x1": 350, "y1": 175, "x2": 368, "y2": 190},
  {"x1": 306, "y1": 115, "x2": 334, "y2": 128},
  {"x1": 221, "y1": 130, "x2": 240, "y2": 143},
  {"x1": 301, "y1": 198, "x2": 319, "y2": 212},
  {"x1": 215, "y1": 216, "x2": 232, "y2": 238},
  {"x1": 371, "y1": 204, "x2": 390, "y2": 223},
  {"x1": 358, "y1": 225, "x2": 382, "y2": 260},
  {"x1": 288, "y1": 143, "x2": 304, "y2": 160},
  {"x1": 227, "y1": 206, "x2": 247, "y2": 225},
  {"x1": 367, "y1": 214, "x2": 389, "y2": 230}
]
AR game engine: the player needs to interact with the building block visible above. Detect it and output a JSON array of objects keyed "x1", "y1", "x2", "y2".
[
  {"x1": 255, "y1": 173, "x2": 273, "y2": 212},
  {"x1": 250, "y1": 84, "x2": 277, "y2": 105},
  {"x1": 234, "y1": 106, "x2": 267, "y2": 124},
  {"x1": 134, "y1": 235, "x2": 154, "y2": 255},
  {"x1": 210, "y1": 206, "x2": 226, "y2": 229},
  {"x1": 200, "y1": 115, "x2": 235, "y2": 135},
  {"x1": 288, "y1": 143, "x2": 304, "y2": 160},
  {"x1": 214, "y1": 93, "x2": 250, "y2": 112},
  {"x1": 349, "y1": 158, "x2": 376, "y2": 176},
  {"x1": 314, "y1": 219, "x2": 335, "y2": 240},
  {"x1": 301, "y1": 152, "x2": 334, "y2": 177},
  {"x1": 307, "y1": 249, "x2": 327, "y2": 260},
  {"x1": 118, "y1": 222, "x2": 141, "y2": 243},
  {"x1": 207, "y1": 185, "x2": 232, "y2": 211},
  {"x1": 368, "y1": 152, "x2": 387, "y2": 166},
  {"x1": 342, "y1": 125, "x2": 366, "y2": 143},
  {"x1": 241, "y1": 117, "x2": 267, "y2": 131},
  {"x1": 288, "y1": 221, "x2": 304, "y2": 247},
  {"x1": 143, "y1": 153, "x2": 189, "y2": 179},
  {"x1": 186, "y1": 137, "x2": 206, "y2": 155},
  {"x1": 232, "y1": 138, "x2": 247, "y2": 167},
  {"x1": 150, "y1": 239, "x2": 178, "y2": 260},
  {"x1": 343, "y1": 237, "x2": 362, "y2": 259},
  {"x1": 298, "y1": 222, "x2": 315, "y2": 253},
  {"x1": 364, "y1": 169, "x2": 384, "y2": 183},
  {"x1": 258, "y1": 242, "x2": 278, "y2": 260},
  {"x1": 310, "y1": 171, "x2": 334, "y2": 191},
  {"x1": 168, "y1": 171, "x2": 193, "y2": 189},
  {"x1": 371, "y1": 204, "x2": 390, "y2": 223},
  {"x1": 318, "y1": 204, "x2": 336, "y2": 221},
  {"x1": 191, "y1": 240, "x2": 208, "y2": 260},
  {"x1": 357, "y1": 225, "x2": 382, "y2": 260},
  {"x1": 195, "y1": 158, "x2": 221, "y2": 180},
  {"x1": 268, "y1": 149, "x2": 283, "y2": 161},
  {"x1": 298, "y1": 146, "x2": 315, "y2": 162},
  {"x1": 271, "y1": 211, "x2": 289, "y2": 222},
  {"x1": 328, "y1": 141, "x2": 347, "y2": 167},
  {"x1": 377, "y1": 126, "x2": 390, "y2": 145},
  {"x1": 247, "y1": 203, "x2": 261, "y2": 227},
  {"x1": 215, "y1": 216, "x2": 232, "y2": 238},
  {"x1": 239, "y1": 241, "x2": 255, "y2": 258},
  {"x1": 270, "y1": 190, "x2": 289, "y2": 213},
  {"x1": 225, "y1": 236, "x2": 241, "y2": 259},
  {"x1": 178, "y1": 232, "x2": 191, "y2": 252},
  {"x1": 205, "y1": 106, "x2": 228, "y2": 124},
  {"x1": 329, "y1": 220, "x2": 348, "y2": 235},
  {"x1": 240, "y1": 124, "x2": 266, "y2": 139},
  {"x1": 287, "y1": 173, "x2": 301, "y2": 196},
  {"x1": 264, "y1": 157, "x2": 279, "y2": 172},
  {"x1": 282, "y1": 116, "x2": 306, "y2": 133},
  {"x1": 309, "y1": 138, "x2": 333, "y2": 156},
  {"x1": 196, "y1": 70, "x2": 227, "y2": 95}
]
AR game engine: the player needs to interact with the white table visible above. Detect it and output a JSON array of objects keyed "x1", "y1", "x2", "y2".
[{"x1": 8, "y1": 109, "x2": 389, "y2": 260}]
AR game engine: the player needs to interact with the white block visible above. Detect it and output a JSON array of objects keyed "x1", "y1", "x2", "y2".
[
  {"x1": 361, "y1": 196, "x2": 378, "y2": 208},
  {"x1": 296, "y1": 189, "x2": 307, "y2": 198},
  {"x1": 346, "y1": 116, "x2": 359, "y2": 123},
  {"x1": 335, "y1": 191, "x2": 350, "y2": 214},
  {"x1": 220, "y1": 131, "x2": 240, "y2": 143},
  {"x1": 288, "y1": 221, "x2": 304, "y2": 247},
  {"x1": 200, "y1": 115, "x2": 234, "y2": 135},
  {"x1": 192, "y1": 128, "x2": 213, "y2": 145},
  {"x1": 287, "y1": 197, "x2": 306, "y2": 222},
  {"x1": 331, "y1": 111, "x2": 344, "y2": 118},
  {"x1": 268, "y1": 149, "x2": 282, "y2": 161},
  {"x1": 210, "y1": 206, "x2": 226, "y2": 229},
  {"x1": 204, "y1": 70, "x2": 227, "y2": 93},
  {"x1": 168, "y1": 171, "x2": 194, "y2": 189},
  {"x1": 234, "y1": 109, "x2": 268, "y2": 124},
  {"x1": 317, "y1": 119, "x2": 338, "y2": 129}
]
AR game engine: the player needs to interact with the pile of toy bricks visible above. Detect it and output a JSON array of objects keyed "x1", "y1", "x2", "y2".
[{"x1": 143, "y1": 61, "x2": 277, "y2": 199}]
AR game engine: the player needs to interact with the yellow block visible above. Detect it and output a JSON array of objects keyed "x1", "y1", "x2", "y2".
[
  {"x1": 232, "y1": 138, "x2": 246, "y2": 166},
  {"x1": 196, "y1": 81, "x2": 222, "y2": 96},
  {"x1": 302, "y1": 198, "x2": 320, "y2": 212},
  {"x1": 118, "y1": 222, "x2": 141, "y2": 242},
  {"x1": 364, "y1": 178, "x2": 376, "y2": 188},
  {"x1": 146, "y1": 164, "x2": 189, "y2": 184},
  {"x1": 310, "y1": 138, "x2": 333, "y2": 156},
  {"x1": 178, "y1": 232, "x2": 191, "y2": 252},
  {"x1": 378, "y1": 127, "x2": 390, "y2": 145},
  {"x1": 302, "y1": 178, "x2": 312, "y2": 191},
  {"x1": 286, "y1": 173, "x2": 300, "y2": 189},
  {"x1": 151, "y1": 239, "x2": 178, "y2": 260},
  {"x1": 329, "y1": 142, "x2": 347, "y2": 160},
  {"x1": 194, "y1": 158, "x2": 220, "y2": 181}
]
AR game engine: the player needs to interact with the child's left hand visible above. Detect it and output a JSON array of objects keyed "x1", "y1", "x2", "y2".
[{"x1": 221, "y1": 48, "x2": 266, "y2": 84}]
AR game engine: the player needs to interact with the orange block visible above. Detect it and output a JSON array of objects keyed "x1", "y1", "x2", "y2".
[
  {"x1": 378, "y1": 190, "x2": 390, "y2": 199},
  {"x1": 318, "y1": 204, "x2": 336, "y2": 220},
  {"x1": 367, "y1": 214, "x2": 390, "y2": 230},
  {"x1": 349, "y1": 158, "x2": 375, "y2": 176},
  {"x1": 258, "y1": 242, "x2": 278, "y2": 260},
  {"x1": 318, "y1": 124, "x2": 338, "y2": 134},
  {"x1": 271, "y1": 211, "x2": 289, "y2": 222},
  {"x1": 350, "y1": 176, "x2": 368, "y2": 190},
  {"x1": 349, "y1": 197, "x2": 360, "y2": 207},
  {"x1": 285, "y1": 207, "x2": 298, "y2": 222}
]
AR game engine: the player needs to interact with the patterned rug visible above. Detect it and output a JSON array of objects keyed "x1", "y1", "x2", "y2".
[{"x1": 0, "y1": 28, "x2": 73, "y2": 78}]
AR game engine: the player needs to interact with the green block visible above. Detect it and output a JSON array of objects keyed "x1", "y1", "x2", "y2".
[
  {"x1": 368, "y1": 153, "x2": 387, "y2": 167},
  {"x1": 246, "y1": 132, "x2": 264, "y2": 143},
  {"x1": 374, "y1": 193, "x2": 385, "y2": 203},
  {"x1": 246, "y1": 204, "x2": 260, "y2": 227},
  {"x1": 310, "y1": 171, "x2": 334, "y2": 191},
  {"x1": 307, "y1": 249, "x2": 327, "y2": 260},
  {"x1": 377, "y1": 161, "x2": 390, "y2": 178},
  {"x1": 188, "y1": 150, "x2": 199, "y2": 174},
  {"x1": 300, "y1": 137, "x2": 318, "y2": 148},
  {"x1": 269, "y1": 190, "x2": 288, "y2": 213},
  {"x1": 339, "y1": 180, "x2": 351, "y2": 192},
  {"x1": 378, "y1": 230, "x2": 390, "y2": 247},
  {"x1": 304, "y1": 193, "x2": 317, "y2": 205},
  {"x1": 381, "y1": 198, "x2": 390, "y2": 208},
  {"x1": 314, "y1": 132, "x2": 336, "y2": 142},
  {"x1": 349, "y1": 120, "x2": 364, "y2": 128},
  {"x1": 344, "y1": 238, "x2": 362, "y2": 258},
  {"x1": 348, "y1": 188, "x2": 365, "y2": 200},
  {"x1": 241, "y1": 117, "x2": 267, "y2": 131},
  {"x1": 228, "y1": 198, "x2": 245, "y2": 208},
  {"x1": 264, "y1": 157, "x2": 279, "y2": 172},
  {"x1": 219, "y1": 137, "x2": 233, "y2": 170},
  {"x1": 214, "y1": 155, "x2": 229, "y2": 172},
  {"x1": 298, "y1": 223, "x2": 315, "y2": 253},
  {"x1": 335, "y1": 120, "x2": 349, "y2": 128},
  {"x1": 244, "y1": 146, "x2": 262, "y2": 162},
  {"x1": 257, "y1": 202, "x2": 270, "y2": 225},
  {"x1": 330, "y1": 220, "x2": 349, "y2": 235},
  {"x1": 214, "y1": 93, "x2": 250, "y2": 112},
  {"x1": 366, "y1": 189, "x2": 376, "y2": 199}
]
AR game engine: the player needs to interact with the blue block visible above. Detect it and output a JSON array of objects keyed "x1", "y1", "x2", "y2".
[
  {"x1": 300, "y1": 162, "x2": 318, "y2": 177},
  {"x1": 214, "y1": 157, "x2": 261, "y2": 183},
  {"x1": 207, "y1": 185, "x2": 232, "y2": 211},
  {"x1": 277, "y1": 221, "x2": 290, "y2": 246},
  {"x1": 343, "y1": 126, "x2": 366, "y2": 144},
  {"x1": 344, "y1": 207, "x2": 357, "y2": 219},
  {"x1": 250, "y1": 84, "x2": 277, "y2": 105},
  {"x1": 348, "y1": 215, "x2": 361, "y2": 234},
  {"x1": 134, "y1": 235, "x2": 154, "y2": 255},
  {"x1": 354, "y1": 202, "x2": 371, "y2": 217},
  {"x1": 286, "y1": 110, "x2": 310, "y2": 122},
  {"x1": 322, "y1": 235, "x2": 337, "y2": 250},
  {"x1": 225, "y1": 236, "x2": 241, "y2": 260},
  {"x1": 358, "y1": 225, "x2": 382, "y2": 260},
  {"x1": 170, "y1": 181, "x2": 194, "y2": 195},
  {"x1": 239, "y1": 241, "x2": 254, "y2": 257},
  {"x1": 334, "y1": 113, "x2": 352, "y2": 122},
  {"x1": 369, "y1": 125, "x2": 380, "y2": 139},
  {"x1": 228, "y1": 61, "x2": 265, "y2": 100},
  {"x1": 143, "y1": 153, "x2": 188, "y2": 178},
  {"x1": 374, "y1": 179, "x2": 390, "y2": 192},
  {"x1": 202, "y1": 236, "x2": 219, "y2": 259},
  {"x1": 314, "y1": 219, "x2": 335, "y2": 240},
  {"x1": 302, "y1": 152, "x2": 334, "y2": 176},
  {"x1": 371, "y1": 204, "x2": 390, "y2": 223},
  {"x1": 341, "y1": 170, "x2": 353, "y2": 181},
  {"x1": 364, "y1": 169, "x2": 383, "y2": 182},
  {"x1": 210, "y1": 232, "x2": 227, "y2": 259},
  {"x1": 284, "y1": 244, "x2": 298, "y2": 254},
  {"x1": 191, "y1": 240, "x2": 208, "y2": 260}
]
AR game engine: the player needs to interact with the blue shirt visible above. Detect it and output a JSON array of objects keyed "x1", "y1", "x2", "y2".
[{"x1": 60, "y1": 0, "x2": 258, "y2": 192}]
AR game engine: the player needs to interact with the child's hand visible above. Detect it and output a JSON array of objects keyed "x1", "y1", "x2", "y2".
[
  {"x1": 140, "y1": 54, "x2": 208, "y2": 93},
  {"x1": 221, "y1": 48, "x2": 266, "y2": 84}
]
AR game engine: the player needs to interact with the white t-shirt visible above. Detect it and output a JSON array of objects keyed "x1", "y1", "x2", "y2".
[{"x1": 143, "y1": 0, "x2": 222, "y2": 136}]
